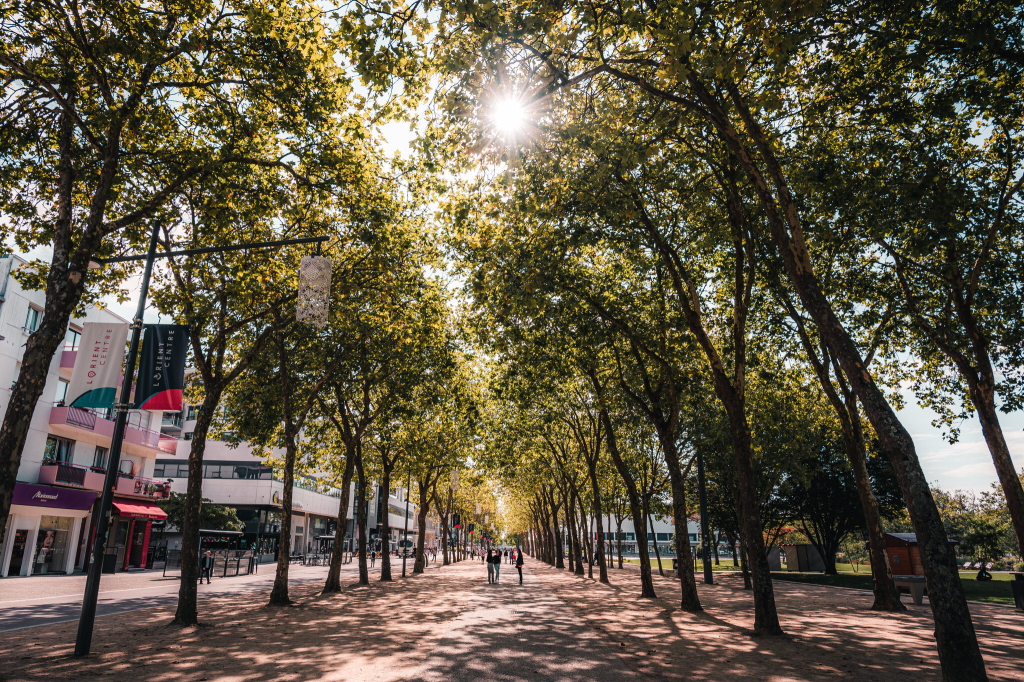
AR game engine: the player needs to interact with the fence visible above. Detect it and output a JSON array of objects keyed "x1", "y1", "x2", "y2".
[{"x1": 163, "y1": 549, "x2": 256, "y2": 579}]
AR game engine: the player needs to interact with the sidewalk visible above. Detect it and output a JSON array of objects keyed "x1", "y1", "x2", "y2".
[{"x1": 411, "y1": 561, "x2": 636, "y2": 681}]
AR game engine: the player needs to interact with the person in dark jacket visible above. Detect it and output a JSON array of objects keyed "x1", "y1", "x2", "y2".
[
  {"x1": 486, "y1": 549, "x2": 495, "y2": 583},
  {"x1": 200, "y1": 550, "x2": 214, "y2": 584},
  {"x1": 493, "y1": 547, "x2": 501, "y2": 583},
  {"x1": 516, "y1": 546, "x2": 524, "y2": 584}
]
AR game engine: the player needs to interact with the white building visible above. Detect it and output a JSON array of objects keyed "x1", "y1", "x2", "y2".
[
  {"x1": 0, "y1": 254, "x2": 178, "y2": 578},
  {"x1": 154, "y1": 405, "x2": 442, "y2": 561}
]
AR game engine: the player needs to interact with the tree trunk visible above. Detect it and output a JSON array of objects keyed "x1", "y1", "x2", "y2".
[
  {"x1": 615, "y1": 513, "x2": 624, "y2": 569},
  {"x1": 379, "y1": 473, "x2": 393, "y2": 582},
  {"x1": 724, "y1": 404, "x2": 781, "y2": 633},
  {"x1": 662, "y1": 446, "x2": 702, "y2": 610},
  {"x1": 547, "y1": 492, "x2": 565, "y2": 569},
  {"x1": 355, "y1": 454, "x2": 369, "y2": 585},
  {"x1": 0, "y1": 92, "x2": 112, "y2": 544},
  {"x1": 596, "y1": 401, "x2": 656, "y2": 598},
  {"x1": 783, "y1": 295, "x2": 904, "y2": 611},
  {"x1": 589, "y1": 469, "x2": 609, "y2": 584},
  {"x1": 413, "y1": 480, "x2": 432, "y2": 574},
  {"x1": 646, "y1": 504, "x2": 664, "y2": 577},
  {"x1": 323, "y1": 443, "x2": 356, "y2": 593},
  {"x1": 173, "y1": 390, "x2": 222, "y2": 624},
  {"x1": 845, "y1": 397, "x2": 905, "y2": 611},
  {"x1": 704, "y1": 76, "x2": 985, "y2": 677},
  {"x1": 269, "y1": 433, "x2": 298, "y2": 605},
  {"x1": 739, "y1": 535, "x2": 752, "y2": 590},
  {"x1": 970, "y1": 382, "x2": 1024, "y2": 560}
]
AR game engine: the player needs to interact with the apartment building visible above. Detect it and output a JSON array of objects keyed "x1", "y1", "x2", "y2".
[
  {"x1": 0, "y1": 255, "x2": 177, "y2": 578},
  {"x1": 154, "y1": 407, "x2": 441, "y2": 561}
]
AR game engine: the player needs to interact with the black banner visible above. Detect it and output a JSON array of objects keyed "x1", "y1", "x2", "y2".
[{"x1": 134, "y1": 324, "x2": 189, "y2": 411}]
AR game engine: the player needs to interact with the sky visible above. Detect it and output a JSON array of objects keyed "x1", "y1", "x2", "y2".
[{"x1": 10, "y1": 119, "x2": 1022, "y2": 497}]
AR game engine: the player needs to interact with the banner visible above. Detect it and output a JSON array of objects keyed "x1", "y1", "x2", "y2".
[
  {"x1": 67, "y1": 322, "x2": 129, "y2": 409},
  {"x1": 133, "y1": 324, "x2": 189, "y2": 410}
]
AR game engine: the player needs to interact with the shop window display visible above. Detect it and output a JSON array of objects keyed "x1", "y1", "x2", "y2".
[{"x1": 33, "y1": 516, "x2": 73, "y2": 574}]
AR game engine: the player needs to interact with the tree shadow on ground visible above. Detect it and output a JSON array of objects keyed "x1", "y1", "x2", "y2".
[{"x1": 535, "y1": 562, "x2": 1024, "y2": 681}]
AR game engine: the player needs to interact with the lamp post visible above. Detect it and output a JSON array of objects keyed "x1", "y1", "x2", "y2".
[{"x1": 73, "y1": 226, "x2": 328, "y2": 657}]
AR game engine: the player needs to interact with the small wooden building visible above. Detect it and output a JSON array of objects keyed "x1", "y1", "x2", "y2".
[{"x1": 885, "y1": 533, "x2": 959, "y2": 576}]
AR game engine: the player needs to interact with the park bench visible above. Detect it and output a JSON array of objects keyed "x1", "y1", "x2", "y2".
[{"x1": 893, "y1": 575, "x2": 927, "y2": 605}]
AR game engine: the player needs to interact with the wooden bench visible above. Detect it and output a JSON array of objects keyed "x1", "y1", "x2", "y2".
[{"x1": 893, "y1": 575, "x2": 927, "y2": 605}]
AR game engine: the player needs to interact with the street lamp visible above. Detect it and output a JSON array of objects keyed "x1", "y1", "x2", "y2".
[{"x1": 73, "y1": 222, "x2": 328, "y2": 657}]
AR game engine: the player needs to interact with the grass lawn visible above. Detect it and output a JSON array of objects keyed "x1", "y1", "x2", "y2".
[
  {"x1": 770, "y1": 570, "x2": 1017, "y2": 606},
  {"x1": 613, "y1": 558, "x2": 1017, "y2": 606}
]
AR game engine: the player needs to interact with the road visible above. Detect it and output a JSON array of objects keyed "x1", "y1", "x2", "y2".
[{"x1": 0, "y1": 559, "x2": 388, "y2": 632}]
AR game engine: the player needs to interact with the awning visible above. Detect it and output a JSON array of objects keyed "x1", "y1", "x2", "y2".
[
  {"x1": 13, "y1": 482, "x2": 97, "y2": 511},
  {"x1": 112, "y1": 499, "x2": 168, "y2": 520}
]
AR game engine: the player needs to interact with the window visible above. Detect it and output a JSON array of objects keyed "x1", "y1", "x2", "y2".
[
  {"x1": 65, "y1": 326, "x2": 81, "y2": 350},
  {"x1": 44, "y1": 436, "x2": 75, "y2": 463},
  {"x1": 153, "y1": 464, "x2": 164, "y2": 477},
  {"x1": 656, "y1": 533, "x2": 673, "y2": 542},
  {"x1": 24, "y1": 306, "x2": 41, "y2": 333},
  {"x1": 92, "y1": 446, "x2": 108, "y2": 470},
  {"x1": 185, "y1": 406, "x2": 196, "y2": 421},
  {"x1": 689, "y1": 534, "x2": 698, "y2": 542},
  {"x1": 184, "y1": 431, "x2": 193, "y2": 440},
  {"x1": 55, "y1": 379, "x2": 69, "y2": 405}
]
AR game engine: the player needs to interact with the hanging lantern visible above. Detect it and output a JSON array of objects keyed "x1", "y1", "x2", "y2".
[{"x1": 297, "y1": 255, "x2": 332, "y2": 329}]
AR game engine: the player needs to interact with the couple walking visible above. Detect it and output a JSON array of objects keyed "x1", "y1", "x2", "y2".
[{"x1": 486, "y1": 548, "x2": 524, "y2": 584}]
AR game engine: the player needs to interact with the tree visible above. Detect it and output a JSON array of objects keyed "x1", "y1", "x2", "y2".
[
  {"x1": 426, "y1": 3, "x2": 987, "y2": 669},
  {"x1": 158, "y1": 493, "x2": 243, "y2": 532},
  {"x1": 0, "y1": 0, "x2": 348, "y2": 541}
]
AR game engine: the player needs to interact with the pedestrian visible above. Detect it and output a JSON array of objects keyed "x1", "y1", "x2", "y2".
[
  {"x1": 370, "y1": 550, "x2": 376, "y2": 568},
  {"x1": 486, "y1": 549, "x2": 495, "y2": 584},
  {"x1": 200, "y1": 550, "x2": 214, "y2": 584},
  {"x1": 493, "y1": 548, "x2": 501, "y2": 583},
  {"x1": 516, "y1": 547, "x2": 524, "y2": 584}
]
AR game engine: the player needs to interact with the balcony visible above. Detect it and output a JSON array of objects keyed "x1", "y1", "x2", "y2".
[
  {"x1": 49, "y1": 404, "x2": 178, "y2": 455},
  {"x1": 161, "y1": 413, "x2": 183, "y2": 432},
  {"x1": 38, "y1": 461, "x2": 172, "y2": 500}
]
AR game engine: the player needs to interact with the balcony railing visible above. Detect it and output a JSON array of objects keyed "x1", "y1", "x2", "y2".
[
  {"x1": 38, "y1": 460, "x2": 172, "y2": 500},
  {"x1": 50, "y1": 403, "x2": 179, "y2": 454},
  {"x1": 161, "y1": 414, "x2": 183, "y2": 428}
]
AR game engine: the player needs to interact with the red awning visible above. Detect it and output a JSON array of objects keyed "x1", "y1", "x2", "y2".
[{"x1": 112, "y1": 500, "x2": 168, "y2": 520}]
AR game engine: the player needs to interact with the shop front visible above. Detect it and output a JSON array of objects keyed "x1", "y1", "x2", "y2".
[
  {"x1": 1, "y1": 482, "x2": 97, "y2": 578},
  {"x1": 99, "y1": 499, "x2": 168, "y2": 573}
]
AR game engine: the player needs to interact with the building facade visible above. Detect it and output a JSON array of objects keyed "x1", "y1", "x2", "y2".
[{"x1": 0, "y1": 255, "x2": 176, "y2": 578}]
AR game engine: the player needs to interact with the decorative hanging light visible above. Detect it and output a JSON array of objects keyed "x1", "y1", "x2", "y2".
[{"x1": 297, "y1": 254, "x2": 332, "y2": 329}]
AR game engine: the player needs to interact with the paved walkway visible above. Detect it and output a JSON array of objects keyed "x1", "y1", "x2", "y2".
[
  {"x1": 0, "y1": 560, "x2": 367, "y2": 632},
  {"x1": 412, "y1": 561, "x2": 636, "y2": 682},
  {"x1": 0, "y1": 556, "x2": 1021, "y2": 681}
]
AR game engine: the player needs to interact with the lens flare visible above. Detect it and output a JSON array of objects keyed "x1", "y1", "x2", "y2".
[{"x1": 491, "y1": 98, "x2": 527, "y2": 133}]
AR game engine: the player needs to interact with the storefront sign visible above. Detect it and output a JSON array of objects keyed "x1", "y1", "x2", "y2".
[
  {"x1": 133, "y1": 324, "x2": 190, "y2": 410},
  {"x1": 67, "y1": 322, "x2": 130, "y2": 409},
  {"x1": 12, "y1": 482, "x2": 97, "y2": 511}
]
